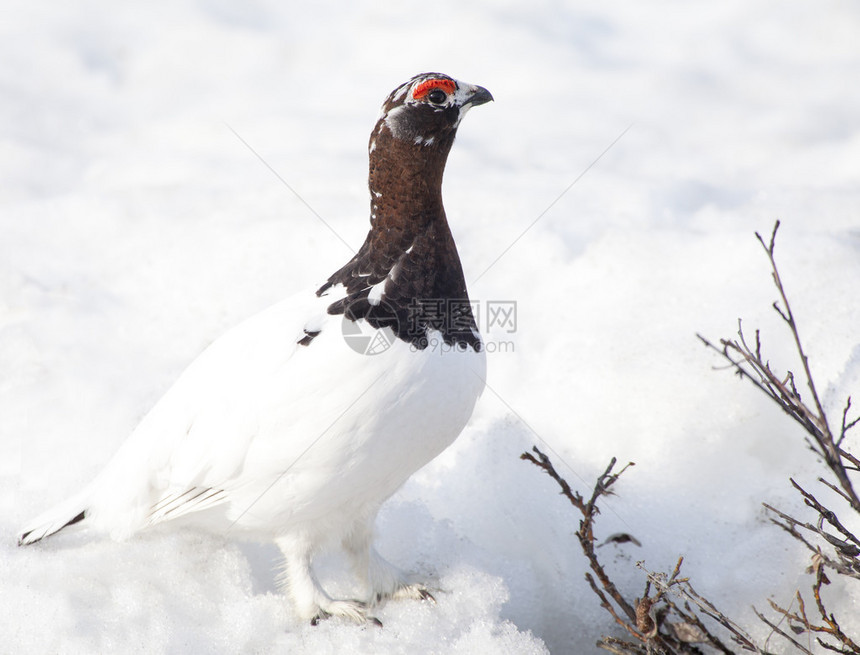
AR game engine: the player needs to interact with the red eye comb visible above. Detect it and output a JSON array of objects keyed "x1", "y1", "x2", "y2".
[{"x1": 412, "y1": 78, "x2": 456, "y2": 100}]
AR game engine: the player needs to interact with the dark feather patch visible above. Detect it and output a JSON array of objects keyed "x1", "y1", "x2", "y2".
[
  {"x1": 18, "y1": 509, "x2": 86, "y2": 546},
  {"x1": 318, "y1": 77, "x2": 481, "y2": 352},
  {"x1": 298, "y1": 330, "x2": 321, "y2": 346}
]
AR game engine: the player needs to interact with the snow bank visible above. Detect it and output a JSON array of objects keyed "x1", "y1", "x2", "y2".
[{"x1": 4, "y1": 0, "x2": 860, "y2": 652}]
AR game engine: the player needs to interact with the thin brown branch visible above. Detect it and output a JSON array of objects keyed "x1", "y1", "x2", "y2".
[
  {"x1": 766, "y1": 566, "x2": 860, "y2": 654},
  {"x1": 841, "y1": 448, "x2": 860, "y2": 473},
  {"x1": 521, "y1": 447, "x2": 638, "y2": 623},
  {"x1": 656, "y1": 591, "x2": 737, "y2": 655},
  {"x1": 790, "y1": 479, "x2": 860, "y2": 550},
  {"x1": 818, "y1": 477, "x2": 858, "y2": 510},
  {"x1": 702, "y1": 221, "x2": 860, "y2": 513},
  {"x1": 755, "y1": 222, "x2": 829, "y2": 438},
  {"x1": 839, "y1": 398, "x2": 860, "y2": 448},
  {"x1": 521, "y1": 448, "x2": 771, "y2": 653},
  {"x1": 763, "y1": 501, "x2": 860, "y2": 580},
  {"x1": 638, "y1": 561, "x2": 771, "y2": 654},
  {"x1": 596, "y1": 636, "x2": 649, "y2": 655},
  {"x1": 520, "y1": 447, "x2": 586, "y2": 511},
  {"x1": 585, "y1": 572, "x2": 645, "y2": 643},
  {"x1": 695, "y1": 221, "x2": 860, "y2": 654},
  {"x1": 765, "y1": 512, "x2": 821, "y2": 556},
  {"x1": 754, "y1": 608, "x2": 816, "y2": 655},
  {"x1": 812, "y1": 564, "x2": 860, "y2": 652}
]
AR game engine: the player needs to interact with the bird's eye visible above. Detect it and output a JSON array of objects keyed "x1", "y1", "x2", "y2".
[{"x1": 427, "y1": 89, "x2": 448, "y2": 105}]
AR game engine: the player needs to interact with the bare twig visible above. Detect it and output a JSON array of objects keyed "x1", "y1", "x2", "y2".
[
  {"x1": 766, "y1": 565, "x2": 860, "y2": 654},
  {"x1": 755, "y1": 222, "x2": 829, "y2": 435},
  {"x1": 763, "y1": 500, "x2": 860, "y2": 580},
  {"x1": 700, "y1": 221, "x2": 860, "y2": 653},
  {"x1": 521, "y1": 447, "x2": 773, "y2": 654},
  {"x1": 698, "y1": 221, "x2": 859, "y2": 513},
  {"x1": 839, "y1": 398, "x2": 860, "y2": 449},
  {"x1": 521, "y1": 447, "x2": 637, "y2": 622},
  {"x1": 790, "y1": 481, "x2": 860, "y2": 553},
  {"x1": 754, "y1": 608, "x2": 816, "y2": 655},
  {"x1": 526, "y1": 222, "x2": 860, "y2": 653},
  {"x1": 638, "y1": 560, "x2": 772, "y2": 654}
]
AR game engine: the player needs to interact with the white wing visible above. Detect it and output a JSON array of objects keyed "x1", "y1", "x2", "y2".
[
  {"x1": 22, "y1": 282, "x2": 486, "y2": 543},
  {"x1": 82, "y1": 289, "x2": 332, "y2": 537}
]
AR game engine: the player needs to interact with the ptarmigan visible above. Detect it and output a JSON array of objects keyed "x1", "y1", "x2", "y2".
[{"x1": 18, "y1": 73, "x2": 492, "y2": 625}]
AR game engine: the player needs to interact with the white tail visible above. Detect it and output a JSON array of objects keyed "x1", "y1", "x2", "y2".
[{"x1": 18, "y1": 491, "x2": 90, "y2": 546}]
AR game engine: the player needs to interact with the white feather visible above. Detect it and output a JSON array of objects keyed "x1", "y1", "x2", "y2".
[{"x1": 19, "y1": 285, "x2": 486, "y2": 620}]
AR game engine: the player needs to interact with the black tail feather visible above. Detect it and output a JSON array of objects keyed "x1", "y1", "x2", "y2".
[{"x1": 18, "y1": 509, "x2": 87, "y2": 546}]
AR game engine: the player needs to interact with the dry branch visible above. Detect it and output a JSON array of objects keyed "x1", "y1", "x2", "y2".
[
  {"x1": 521, "y1": 222, "x2": 859, "y2": 654},
  {"x1": 521, "y1": 447, "x2": 769, "y2": 654},
  {"x1": 698, "y1": 221, "x2": 859, "y2": 513},
  {"x1": 699, "y1": 221, "x2": 860, "y2": 653}
]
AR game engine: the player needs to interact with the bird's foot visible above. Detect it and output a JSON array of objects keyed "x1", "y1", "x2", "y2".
[
  {"x1": 375, "y1": 582, "x2": 437, "y2": 606},
  {"x1": 310, "y1": 599, "x2": 383, "y2": 627}
]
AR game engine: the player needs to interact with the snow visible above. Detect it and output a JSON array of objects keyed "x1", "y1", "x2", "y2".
[{"x1": 3, "y1": 0, "x2": 860, "y2": 652}]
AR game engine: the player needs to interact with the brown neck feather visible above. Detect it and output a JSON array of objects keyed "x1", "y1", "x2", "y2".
[{"x1": 316, "y1": 119, "x2": 481, "y2": 352}]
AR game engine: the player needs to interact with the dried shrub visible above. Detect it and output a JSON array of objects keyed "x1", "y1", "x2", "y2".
[{"x1": 523, "y1": 222, "x2": 859, "y2": 654}]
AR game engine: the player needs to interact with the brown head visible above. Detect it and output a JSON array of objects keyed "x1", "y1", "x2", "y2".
[
  {"x1": 318, "y1": 73, "x2": 493, "y2": 352},
  {"x1": 368, "y1": 73, "x2": 493, "y2": 214}
]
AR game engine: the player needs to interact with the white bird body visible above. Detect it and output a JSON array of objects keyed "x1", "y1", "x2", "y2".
[
  {"x1": 24, "y1": 287, "x2": 484, "y2": 546},
  {"x1": 19, "y1": 72, "x2": 493, "y2": 624}
]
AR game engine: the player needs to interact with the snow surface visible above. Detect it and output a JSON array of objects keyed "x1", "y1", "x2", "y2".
[{"x1": 3, "y1": 1, "x2": 860, "y2": 653}]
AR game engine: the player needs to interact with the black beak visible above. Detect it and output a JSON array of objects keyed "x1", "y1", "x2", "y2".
[{"x1": 467, "y1": 85, "x2": 494, "y2": 107}]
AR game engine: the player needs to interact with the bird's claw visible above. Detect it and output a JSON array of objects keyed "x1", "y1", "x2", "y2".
[
  {"x1": 309, "y1": 599, "x2": 382, "y2": 627},
  {"x1": 377, "y1": 582, "x2": 437, "y2": 605},
  {"x1": 415, "y1": 587, "x2": 436, "y2": 603}
]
